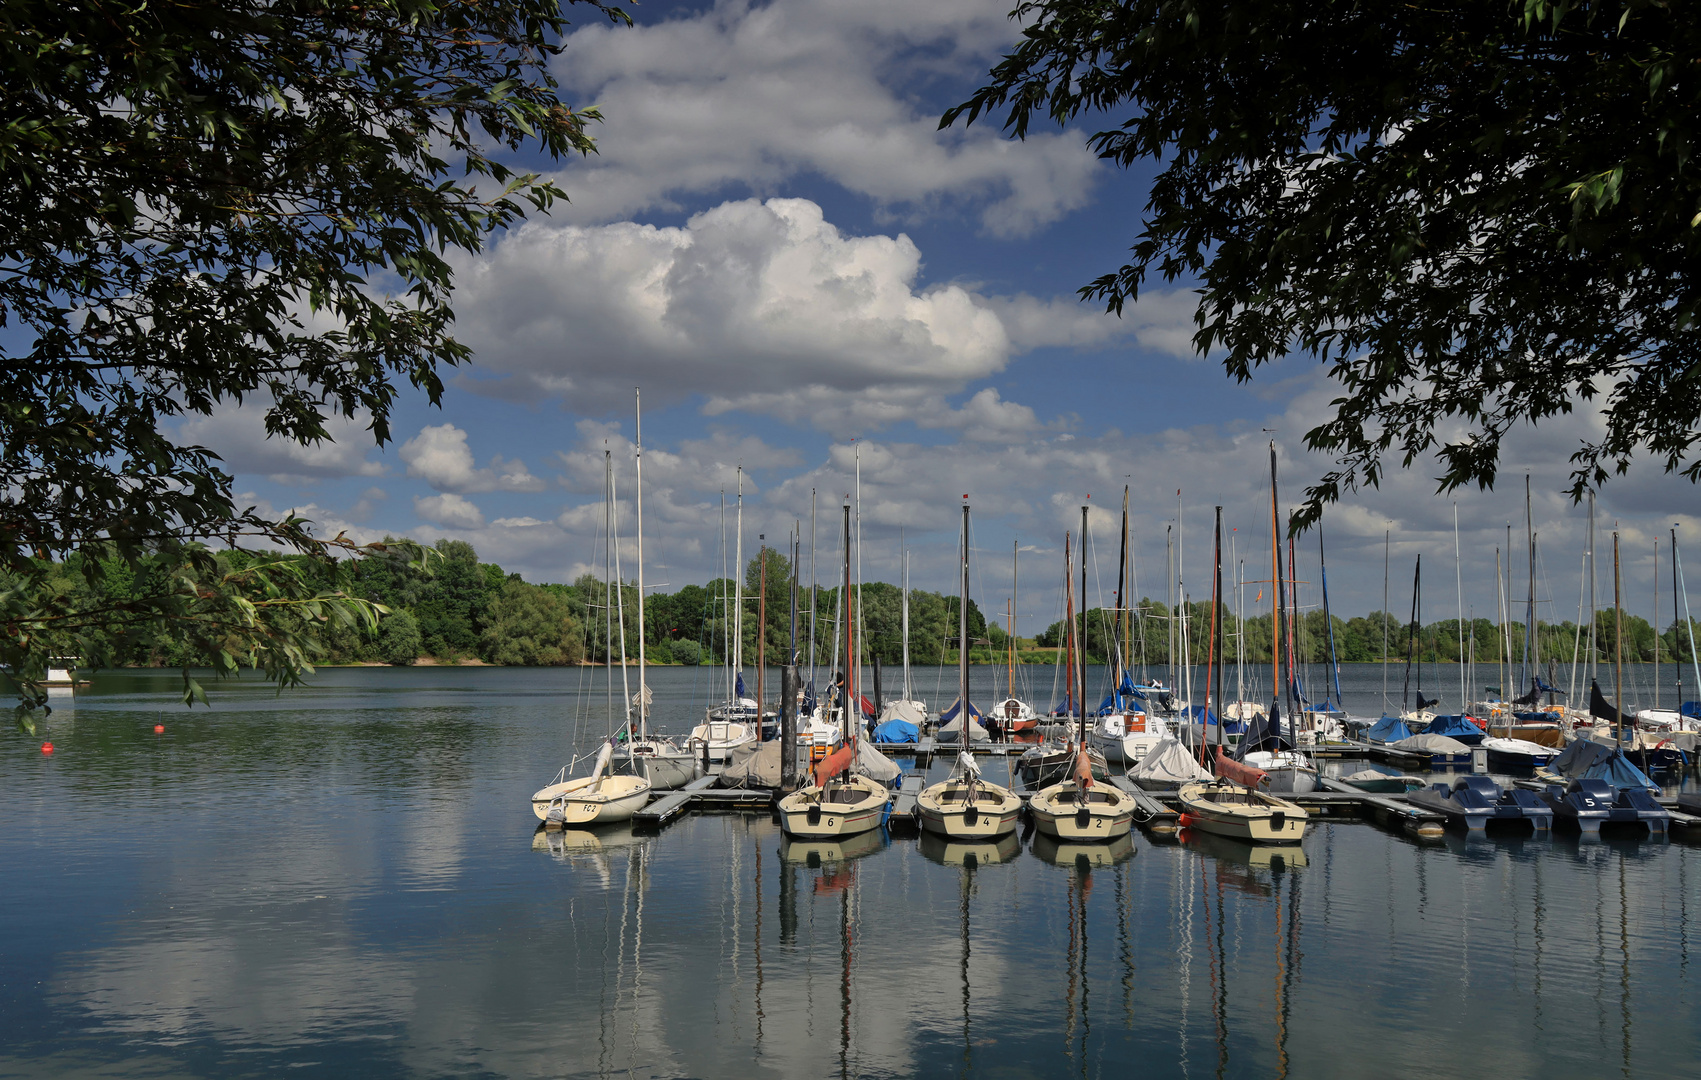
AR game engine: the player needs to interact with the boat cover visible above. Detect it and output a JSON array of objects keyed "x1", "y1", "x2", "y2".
[
  {"x1": 1126, "y1": 737, "x2": 1211, "y2": 786},
  {"x1": 937, "y1": 698, "x2": 988, "y2": 740},
  {"x1": 877, "y1": 700, "x2": 927, "y2": 725},
  {"x1": 1367, "y1": 715, "x2": 1415, "y2": 743},
  {"x1": 1683, "y1": 701, "x2": 1701, "y2": 723},
  {"x1": 1550, "y1": 739, "x2": 1658, "y2": 791},
  {"x1": 1096, "y1": 671, "x2": 1143, "y2": 714},
  {"x1": 1424, "y1": 714, "x2": 1485, "y2": 741},
  {"x1": 720, "y1": 740, "x2": 782, "y2": 788},
  {"x1": 856, "y1": 739, "x2": 902, "y2": 783},
  {"x1": 1390, "y1": 733, "x2": 1472, "y2": 755},
  {"x1": 1235, "y1": 701, "x2": 1293, "y2": 760},
  {"x1": 870, "y1": 718, "x2": 919, "y2": 743}
]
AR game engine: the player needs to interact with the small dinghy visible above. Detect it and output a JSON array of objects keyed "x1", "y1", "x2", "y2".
[
  {"x1": 1407, "y1": 774, "x2": 1554, "y2": 831},
  {"x1": 1338, "y1": 769, "x2": 1425, "y2": 794},
  {"x1": 1481, "y1": 736, "x2": 1556, "y2": 770}
]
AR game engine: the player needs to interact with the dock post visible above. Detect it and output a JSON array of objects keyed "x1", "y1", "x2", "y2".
[{"x1": 780, "y1": 664, "x2": 797, "y2": 790}]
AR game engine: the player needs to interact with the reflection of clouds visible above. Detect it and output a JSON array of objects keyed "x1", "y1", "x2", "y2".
[{"x1": 59, "y1": 922, "x2": 414, "y2": 1045}]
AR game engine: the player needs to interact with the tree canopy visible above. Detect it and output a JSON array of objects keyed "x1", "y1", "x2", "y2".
[
  {"x1": 0, "y1": 0, "x2": 623, "y2": 721},
  {"x1": 945, "y1": 0, "x2": 1701, "y2": 523}
]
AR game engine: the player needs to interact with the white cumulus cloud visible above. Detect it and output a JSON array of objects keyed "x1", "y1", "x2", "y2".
[
  {"x1": 398, "y1": 424, "x2": 546, "y2": 493},
  {"x1": 413, "y1": 493, "x2": 486, "y2": 530}
]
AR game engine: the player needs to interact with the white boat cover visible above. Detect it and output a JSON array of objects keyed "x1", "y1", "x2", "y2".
[
  {"x1": 1390, "y1": 733, "x2": 1472, "y2": 755},
  {"x1": 720, "y1": 738, "x2": 901, "y2": 788},
  {"x1": 1125, "y1": 737, "x2": 1210, "y2": 786},
  {"x1": 856, "y1": 739, "x2": 902, "y2": 783},
  {"x1": 877, "y1": 700, "x2": 928, "y2": 725},
  {"x1": 1481, "y1": 736, "x2": 1553, "y2": 757}
]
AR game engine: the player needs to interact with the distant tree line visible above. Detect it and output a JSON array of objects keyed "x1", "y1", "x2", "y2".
[{"x1": 41, "y1": 538, "x2": 1701, "y2": 670}]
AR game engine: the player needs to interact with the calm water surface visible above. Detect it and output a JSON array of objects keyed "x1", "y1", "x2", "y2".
[{"x1": 3, "y1": 664, "x2": 1698, "y2": 1078}]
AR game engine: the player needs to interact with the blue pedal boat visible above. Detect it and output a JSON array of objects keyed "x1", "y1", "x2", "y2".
[{"x1": 1407, "y1": 775, "x2": 1554, "y2": 832}]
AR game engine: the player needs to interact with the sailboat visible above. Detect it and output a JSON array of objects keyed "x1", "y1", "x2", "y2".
[
  {"x1": 1028, "y1": 508, "x2": 1137, "y2": 841},
  {"x1": 776, "y1": 503, "x2": 892, "y2": 839},
  {"x1": 1020, "y1": 531, "x2": 1112, "y2": 790},
  {"x1": 917, "y1": 502, "x2": 1023, "y2": 840},
  {"x1": 872, "y1": 542, "x2": 928, "y2": 742},
  {"x1": 697, "y1": 469, "x2": 766, "y2": 752},
  {"x1": 1089, "y1": 490, "x2": 1173, "y2": 765},
  {"x1": 988, "y1": 542, "x2": 1040, "y2": 732},
  {"x1": 531, "y1": 391, "x2": 655, "y2": 825},
  {"x1": 1177, "y1": 506, "x2": 1308, "y2": 844}
]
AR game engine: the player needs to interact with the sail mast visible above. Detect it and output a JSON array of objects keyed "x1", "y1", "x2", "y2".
[
  {"x1": 1614, "y1": 529, "x2": 1623, "y2": 748},
  {"x1": 1269, "y1": 443, "x2": 1283, "y2": 716},
  {"x1": 1212, "y1": 506, "x2": 1223, "y2": 755},
  {"x1": 1454, "y1": 503, "x2": 1465, "y2": 712},
  {"x1": 1524, "y1": 475, "x2": 1535, "y2": 692},
  {"x1": 735, "y1": 467, "x2": 744, "y2": 688},
  {"x1": 1676, "y1": 527, "x2": 1701, "y2": 704},
  {"x1": 843, "y1": 503, "x2": 855, "y2": 757},
  {"x1": 959, "y1": 501, "x2": 971, "y2": 754},
  {"x1": 634, "y1": 389, "x2": 648, "y2": 739},
  {"x1": 1081, "y1": 505, "x2": 1090, "y2": 750}
]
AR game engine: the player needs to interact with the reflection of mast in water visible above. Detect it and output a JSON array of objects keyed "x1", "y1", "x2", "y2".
[
  {"x1": 1273, "y1": 853, "x2": 1301, "y2": 1080},
  {"x1": 1618, "y1": 856, "x2": 1632, "y2": 1076},
  {"x1": 755, "y1": 836, "x2": 764, "y2": 1048},
  {"x1": 1200, "y1": 852, "x2": 1229, "y2": 1077},
  {"x1": 1532, "y1": 856, "x2": 1546, "y2": 1032},
  {"x1": 959, "y1": 866, "x2": 973, "y2": 1080},
  {"x1": 841, "y1": 881, "x2": 853, "y2": 1080},
  {"x1": 1062, "y1": 858, "x2": 1094, "y2": 1074},
  {"x1": 1116, "y1": 864, "x2": 1134, "y2": 1029}
]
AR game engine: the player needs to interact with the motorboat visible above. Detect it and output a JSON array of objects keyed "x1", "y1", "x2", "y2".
[
  {"x1": 1407, "y1": 774, "x2": 1554, "y2": 831},
  {"x1": 1480, "y1": 736, "x2": 1556, "y2": 771},
  {"x1": 685, "y1": 716, "x2": 758, "y2": 765}
]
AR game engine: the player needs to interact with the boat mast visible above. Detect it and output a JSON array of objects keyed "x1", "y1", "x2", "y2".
[
  {"x1": 1235, "y1": 541, "x2": 1245, "y2": 708},
  {"x1": 604, "y1": 450, "x2": 617, "y2": 726},
  {"x1": 1654, "y1": 537, "x2": 1660, "y2": 711},
  {"x1": 1010, "y1": 540, "x2": 1018, "y2": 701},
  {"x1": 1065, "y1": 532, "x2": 1076, "y2": 723},
  {"x1": 1166, "y1": 525, "x2": 1175, "y2": 693},
  {"x1": 1212, "y1": 506, "x2": 1224, "y2": 753},
  {"x1": 1613, "y1": 529, "x2": 1623, "y2": 748},
  {"x1": 902, "y1": 535, "x2": 913, "y2": 701},
  {"x1": 1382, "y1": 528, "x2": 1390, "y2": 711},
  {"x1": 634, "y1": 389, "x2": 648, "y2": 741},
  {"x1": 809, "y1": 488, "x2": 817, "y2": 690},
  {"x1": 1118, "y1": 488, "x2": 1130, "y2": 688},
  {"x1": 1587, "y1": 494, "x2": 1598, "y2": 683},
  {"x1": 842, "y1": 503, "x2": 855, "y2": 766},
  {"x1": 1523, "y1": 475, "x2": 1535, "y2": 693},
  {"x1": 1454, "y1": 503, "x2": 1465, "y2": 713},
  {"x1": 735, "y1": 467, "x2": 744, "y2": 692},
  {"x1": 1081, "y1": 505, "x2": 1090, "y2": 750},
  {"x1": 1269, "y1": 442, "x2": 1283, "y2": 716},
  {"x1": 1320, "y1": 519, "x2": 1342, "y2": 711},
  {"x1": 1675, "y1": 527, "x2": 1700, "y2": 704},
  {"x1": 959, "y1": 501, "x2": 971, "y2": 756},
  {"x1": 1403, "y1": 557, "x2": 1420, "y2": 711}
]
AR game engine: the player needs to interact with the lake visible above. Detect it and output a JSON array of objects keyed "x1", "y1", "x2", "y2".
[{"x1": 2, "y1": 663, "x2": 1697, "y2": 1078}]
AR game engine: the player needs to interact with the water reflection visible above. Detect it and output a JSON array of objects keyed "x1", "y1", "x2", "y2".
[{"x1": 7, "y1": 669, "x2": 1701, "y2": 1079}]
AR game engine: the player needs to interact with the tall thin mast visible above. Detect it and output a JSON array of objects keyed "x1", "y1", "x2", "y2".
[
  {"x1": 1382, "y1": 528, "x2": 1390, "y2": 709},
  {"x1": 842, "y1": 504, "x2": 855, "y2": 755},
  {"x1": 1454, "y1": 503, "x2": 1465, "y2": 711},
  {"x1": 1587, "y1": 493, "x2": 1598, "y2": 680},
  {"x1": 634, "y1": 389, "x2": 648, "y2": 738},
  {"x1": 1654, "y1": 537, "x2": 1661, "y2": 710},
  {"x1": 1523, "y1": 475, "x2": 1535, "y2": 690},
  {"x1": 1613, "y1": 529, "x2": 1623, "y2": 747},
  {"x1": 1080, "y1": 506, "x2": 1090, "y2": 749},
  {"x1": 901, "y1": 534, "x2": 912, "y2": 700},
  {"x1": 1212, "y1": 506, "x2": 1224, "y2": 752},
  {"x1": 854, "y1": 444, "x2": 864, "y2": 702},
  {"x1": 735, "y1": 467, "x2": 744, "y2": 687},
  {"x1": 1320, "y1": 519, "x2": 1342, "y2": 710},
  {"x1": 809, "y1": 488, "x2": 817, "y2": 688},
  {"x1": 1065, "y1": 534, "x2": 1075, "y2": 720},
  {"x1": 958, "y1": 501, "x2": 971, "y2": 753},
  {"x1": 1117, "y1": 489, "x2": 1130, "y2": 684},
  {"x1": 1675, "y1": 527, "x2": 1701, "y2": 703},
  {"x1": 1269, "y1": 443, "x2": 1283, "y2": 714},
  {"x1": 1403, "y1": 557, "x2": 1420, "y2": 710},
  {"x1": 1009, "y1": 540, "x2": 1018, "y2": 699}
]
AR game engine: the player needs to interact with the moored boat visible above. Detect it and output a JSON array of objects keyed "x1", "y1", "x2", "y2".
[{"x1": 1407, "y1": 774, "x2": 1554, "y2": 831}]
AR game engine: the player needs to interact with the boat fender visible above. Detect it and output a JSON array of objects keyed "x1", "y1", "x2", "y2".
[
  {"x1": 1176, "y1": 813, "x2": 1195, "y2": 828},
  {"x1": 807, "y1": 805, "x2": 822, "y2": 827}
]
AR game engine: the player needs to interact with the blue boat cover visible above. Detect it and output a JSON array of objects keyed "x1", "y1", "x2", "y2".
[
  {"x1": 1424, "y1": 714, "x2": 1484, "y2": 742},
  {"x1": 1096, "y1": 672, "x2": 1144, "y2": 714},
  {"x1": 1367, "y1": 715, "x2": 1415, "y2": 743},
  {"x1": 1550, "y1": 740, "x2": 1657, "y2": 791},
  {"x1": 1682, "y1": 701, "x2": 1701, "y2": 723},
  {"x1": 871, "y1": 718, "x2": 919, "y2": 743},
  {"x1": 1182, "y1": 704, "x2": 1220, "y2": 726}
]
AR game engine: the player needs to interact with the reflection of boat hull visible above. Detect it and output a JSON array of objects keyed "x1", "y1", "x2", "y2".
[
  {"x1": 1177, "y1": 781, "x2": 1308, "y2": 843},
  {"x1": 532, "y1": 822, "x2": 645, "y2": 853},
  {"x1": 1182, "y1": 828, "x2": 1309, "y2": 869},
  {"x1": 916, "y1": 779, "x2": 1022, "y2": 839},
  {"x1": 918, "y1": 830, "x2": 1021, "y2": 866},
  {"x1": 1031, "y1": 830, "x2": 1135, "y2": 867},
  {"x1": 779, "y1": 828, "x2": 888, "y2": 865},
  {"x1": 1027, "y1": 781, "x2": 1135, "y2": 841},
  {"x1": 777, "y1": 774, "x2": 890, "y2": 839},
  {"x1": 531, "y1": 774, "x2": 653, "y2": 824}
]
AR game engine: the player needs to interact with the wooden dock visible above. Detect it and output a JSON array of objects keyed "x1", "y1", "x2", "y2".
[
  {"x1": 632, "y1": 775, "x2": 773, "y2": 828},
  {"x1": 1108, "y1": 777, "x2": 1180, "y2": 835}
]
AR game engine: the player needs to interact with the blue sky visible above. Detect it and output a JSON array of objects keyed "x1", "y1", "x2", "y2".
[{"x1": 193, "y1": 0, "x2": 1701, "y2": 634}]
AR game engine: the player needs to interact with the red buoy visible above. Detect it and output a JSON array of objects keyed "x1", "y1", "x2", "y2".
[
  {"x1": 40, "y1": 742, "x2": 53, "y2": 753},
  {"x1": 154, "y1": 724, "x2": 164, "y2": 734}
]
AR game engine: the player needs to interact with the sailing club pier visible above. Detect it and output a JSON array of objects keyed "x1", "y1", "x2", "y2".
[{"x1": 609, "y1": 738, "x2": 1701, "y2": 840}]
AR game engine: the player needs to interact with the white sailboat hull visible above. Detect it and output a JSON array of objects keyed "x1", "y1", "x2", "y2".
[
  {"x1": 1177, "y1": 781, "x2": 1308, "y2": 843},
  {"x1": 1027, "y1": 781, "x2": 1135, "y2": 841},
  {"x1": 531, "y1": 774, "x2": 653, "y2": 825},
  {"x1": 916, "y1": 778, "x2": 1022, "y2": 839},
  {"x1": 777, "y1": 774, "x2": 889, "y2": 839}
]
